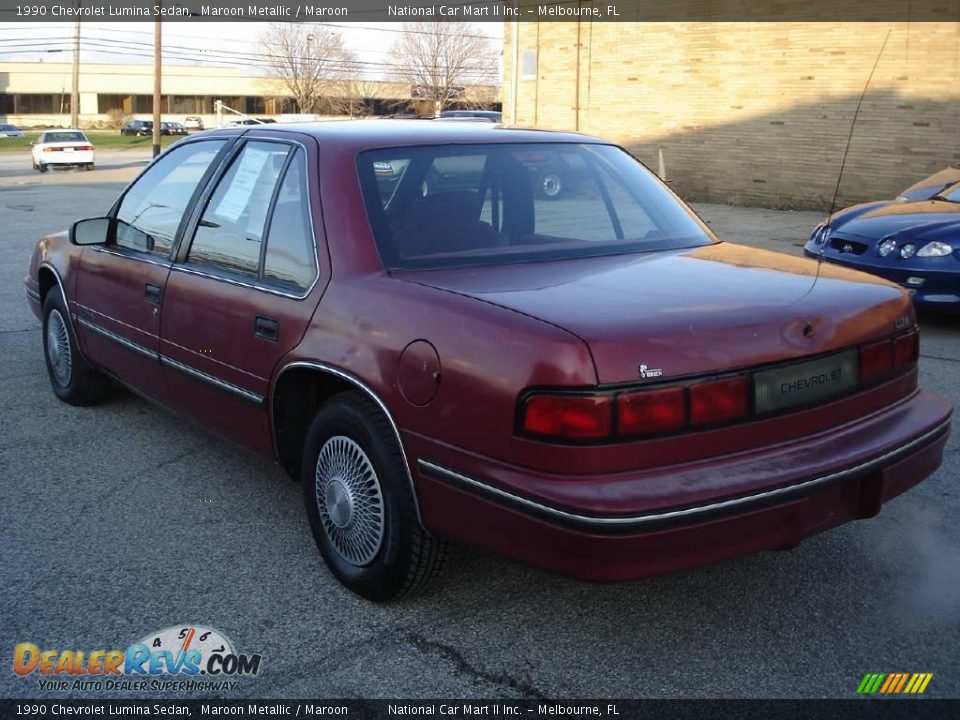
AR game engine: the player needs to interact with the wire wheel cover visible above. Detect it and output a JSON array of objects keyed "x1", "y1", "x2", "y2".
[
  {"x1": 46, "y1": 309, "x2": 72, "y2": 386},
  {"x1": 315, "y1": 436, "x2": 385, "y2": 566}
]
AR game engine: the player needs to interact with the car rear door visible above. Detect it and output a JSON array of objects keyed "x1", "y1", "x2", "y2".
[
  {"x1": 158, "y1": 135, "x2": 325, "y2": 455},
  {"x1": 74, "y1": 138, "x2": 230, "y2": 404}
]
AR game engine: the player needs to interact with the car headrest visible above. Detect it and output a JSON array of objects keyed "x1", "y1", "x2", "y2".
[{"x1": 408, "y1": 191, "x2": 483, "y2": 227}]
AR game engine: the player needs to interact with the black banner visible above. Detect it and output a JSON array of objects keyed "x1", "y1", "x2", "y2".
[
  {"x1": 0, "y1": 0, "x2": 958, "y2": 23},
  {"x1": 2, "y1": 700, "x2": 960, "y2": 720}
]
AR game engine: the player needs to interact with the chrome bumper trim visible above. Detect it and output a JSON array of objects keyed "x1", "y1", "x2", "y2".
[{"x1": 418, "y1": 419, "x2": 950, "y2": 531}]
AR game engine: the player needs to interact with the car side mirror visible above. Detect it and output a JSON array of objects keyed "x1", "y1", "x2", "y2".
[{"x1": 70, "y1": 217, "x2": 111, "y2": 246}]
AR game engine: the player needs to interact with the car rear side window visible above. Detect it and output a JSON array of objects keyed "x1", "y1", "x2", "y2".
[
  {"x1": 115, "y1": 140, "x2": 225, "y2": 256},
  {"x1": 187, "y1": 141, "x2": 290, "y2": 277},
  {"x1": 262, "y1": 149, "x2": 316, "y2": 291}
]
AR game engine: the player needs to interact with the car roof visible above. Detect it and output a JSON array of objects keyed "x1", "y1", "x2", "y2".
[{"x1": 201, "y1": 119, "x2": 606, "y2": 149}]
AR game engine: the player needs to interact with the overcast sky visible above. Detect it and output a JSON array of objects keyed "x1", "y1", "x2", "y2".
[{"x1": 0, "y1": 21, "x2": 504, "y2": 82}]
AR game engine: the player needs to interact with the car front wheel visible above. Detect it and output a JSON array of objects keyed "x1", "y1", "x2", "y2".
[
  {"x1": 42, "y1": 292, "x2": 110, "y2": 406},
  {"x1": 301, "y1": 393, "x2": 446, "y2": 601}
]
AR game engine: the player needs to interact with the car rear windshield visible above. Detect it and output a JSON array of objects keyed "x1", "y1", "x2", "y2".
[
  {"x1": 357, "y1": 143, "x2": 714, "y2": 270},
  {"x1": 44, "y1": 131, "x2": 87, "y2": 143}
]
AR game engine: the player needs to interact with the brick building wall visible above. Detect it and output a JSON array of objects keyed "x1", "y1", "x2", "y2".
[{"x1": 504, "y1": 22, "x2": 960, "y2": 209}]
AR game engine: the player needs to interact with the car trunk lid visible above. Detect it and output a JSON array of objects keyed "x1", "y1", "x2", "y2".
[{"x1": 398, "y1": 242, "x2": 912, "y2": 385}]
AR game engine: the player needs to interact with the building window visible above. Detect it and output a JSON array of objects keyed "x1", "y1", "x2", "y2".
[
  {"x1": 520, "y1": 50, "x2": 537, "y2": 79},
  {"x1": 98, "y1": 94, "x2": 126, "y2": 114},
  {"x1": 0, "y1": 94, "x2": 13, "y2": 114},
  {"x1": 132, "y1": 95, "x2": 153, "y2": 113},
  {"x1": 168, "y1": 95, "x2": 201, "y2": 114},
  {"x1": 15, "y1": 94, "x2": 70, "y2": 114},
  {"x1": 243, "y1": 96, "x2": 266, "y2": 115}
]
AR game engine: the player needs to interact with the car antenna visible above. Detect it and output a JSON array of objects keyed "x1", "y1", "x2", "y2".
[{"x1": 821, "y1": 28, "x2": 892, "y2": 254}]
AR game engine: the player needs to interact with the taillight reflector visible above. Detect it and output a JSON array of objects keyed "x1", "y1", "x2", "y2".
[
  {"x1": 893, "y1": 331, "x2": 919, "y2": 370},
  {"x1": 689, "y1": 376, "x2": 748, "y2": 426},
  {"x1": 522, "y1": 394, "x2": 612, "y2": 440},
  {"x1": 860, "y1": 339, "x2": 892, "y2": 383},
  {"x1": 618, "y1": 387, "x2": 685, "y2": 435}
]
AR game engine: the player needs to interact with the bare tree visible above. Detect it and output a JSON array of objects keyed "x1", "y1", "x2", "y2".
[
  {"x1": 390, "y1": 21, "x2": 498, "y2": 116},
  {"x1": 257, "y1": 23, "x2": 350, "y2": 114},
  {"x1": 325, "y1": 48, "x2": 380, "y2": 118}
]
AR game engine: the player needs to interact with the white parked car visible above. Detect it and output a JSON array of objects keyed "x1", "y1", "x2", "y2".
[
  {"x1": 32, "y1": 129, "x2": 95, "y2": 172},
  {"x1": 0, "y1": 123, "x2": 24, "y2": 138},
  {"x1": 183, "y1": 116, "x2": 204, "y2": 130}
]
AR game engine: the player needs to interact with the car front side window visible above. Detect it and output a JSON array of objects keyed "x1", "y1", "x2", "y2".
[{"x1": 114, "y1": 140, "x2": 226, "y2": 256}]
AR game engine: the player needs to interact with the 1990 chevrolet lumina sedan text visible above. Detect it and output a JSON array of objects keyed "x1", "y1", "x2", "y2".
[{"x1": 25, "y1": 122, "x2": 953, "y2": 600}]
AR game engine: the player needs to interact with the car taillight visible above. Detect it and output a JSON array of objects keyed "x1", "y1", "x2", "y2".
[
  {"x1": 618, "y1": 387, "x2": 685, "y2": 435},
  {"x1": 522, "y1": 394, "x2": 612, "y2": 440},
  {"x1": 860, "y1": 339, "x2": 893, "y2": 383},
  {"x1": 689, "y1": 376, "x2": 748, "y2": 426},
  {"x1": 75, "y1": 145, "x2": 94, "y2": 151},
  {"x1": 42, "y1": 147, "x2": 57, "y2": 152},
  {"x1": 893, "y1": 330, "x2": 919, "y2": 370}
]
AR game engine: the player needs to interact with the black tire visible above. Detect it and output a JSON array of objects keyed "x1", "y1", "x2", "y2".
[
  {"x1": 37, "y1": 163, "x2": 48, "y2": 174},
  {"x1": 301, "y1": 392, "x2": 446, "y2": 601},
  {"x1": 42, "y1": 291, "x2": 111, "y2": 406},
  {"x1": 85, "y1": 164, "x2": 95, "y2": 171}
]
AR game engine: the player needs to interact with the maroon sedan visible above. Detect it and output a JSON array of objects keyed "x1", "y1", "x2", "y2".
[{"x1": 25, "y1": 122, "x2": 952, "y2": 601}]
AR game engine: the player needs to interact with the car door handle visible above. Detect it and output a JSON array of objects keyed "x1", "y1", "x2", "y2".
[
  {"x1": 145, "y1": 283, "x2": 161, "y2": 304},
  {"x1": 254, "y1": 315, "x2": 279, "y2": 341}
]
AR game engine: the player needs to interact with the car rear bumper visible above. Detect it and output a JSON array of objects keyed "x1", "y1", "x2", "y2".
[
  {"x1": 38, "y1": 151, "x2": 94, "y2": 166},
  {"x1": 411, "y1": 389, "x2": 952, "y2": 581}
]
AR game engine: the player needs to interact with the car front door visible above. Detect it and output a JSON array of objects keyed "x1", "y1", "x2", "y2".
[
  {"x1": 74, "y1": 138, "x2": 230, "y2": 404},
  {"x1": 159, "y1": 137, "x2": 324, "y2": 455}
]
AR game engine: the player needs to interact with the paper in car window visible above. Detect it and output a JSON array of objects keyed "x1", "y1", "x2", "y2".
[{"x1": 213, "y1": 146, "x2": 272, "y2": 223}]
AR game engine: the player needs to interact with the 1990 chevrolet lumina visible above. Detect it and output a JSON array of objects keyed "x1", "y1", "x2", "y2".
[{"x1": 25, "y1": 122, "x2": 953, "y2": 600}]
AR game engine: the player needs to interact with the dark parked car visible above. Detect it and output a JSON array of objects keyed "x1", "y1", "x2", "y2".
[
  {"x1": 161, "y1": 121, "x2": 188, "y2": 136},
  {"x1": 25, "y1": 122, "x2": 952, "y2": 601},
  {"x1": 120, "y1": 119, "x2": 153, "y2": 136},
  {"x1": 805, "y1": 167, "x2": 960, "y2": 311}
]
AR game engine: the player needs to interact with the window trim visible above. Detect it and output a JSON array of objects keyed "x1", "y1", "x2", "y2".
[{"x1": 174, "y1": 135, "x2": 321, "y2": 301}]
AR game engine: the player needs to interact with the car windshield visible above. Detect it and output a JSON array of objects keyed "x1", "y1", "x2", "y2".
[
  {"x1": 358, "y1": 142, "x2": 714, "y2": 270},
  {"x1": 938, "y1": 182, "x2": 960, "y2": 202},
  {"x1": 43, "y1": 131, "x2": 86, "y2": 143}
]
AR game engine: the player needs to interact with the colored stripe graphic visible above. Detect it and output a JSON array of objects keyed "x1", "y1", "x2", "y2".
[
  {"x1": 857, "y1": 673, "x2": 933, "y2": 694},
  {"x1": 893, "y1": 673, "x2": 909, "y2": 693}
]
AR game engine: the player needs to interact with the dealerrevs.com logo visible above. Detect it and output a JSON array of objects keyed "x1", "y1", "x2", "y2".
[{"x1": 12, "y1": 625, "x2": 262, "y2": 692}]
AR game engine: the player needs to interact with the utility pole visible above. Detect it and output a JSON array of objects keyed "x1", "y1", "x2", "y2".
[
  {"x1": 70, "y1": 13, "x2": 80, "y2": 128},
  {"x1": 152, "y1": 4, "x2": 162, "y2": 158}
]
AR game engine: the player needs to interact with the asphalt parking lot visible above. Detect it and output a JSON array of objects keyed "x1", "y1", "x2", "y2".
[{"x1": 1, "y1": 154, "x2": 957, "y2": 700}]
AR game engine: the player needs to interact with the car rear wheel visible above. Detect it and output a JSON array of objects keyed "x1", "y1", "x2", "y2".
[
  {"x1": 42, "y1": 292, "x2": 110, "y2": 406},
  {"x1": 301, "y1": 393, "x2": 446, "y2": 601},
  {"x1": 85, "y1": 164, "x2": 95, "y2": 171},
  {"x1": 36, "y1": 163, "x2": 47, "y2": 173}
]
